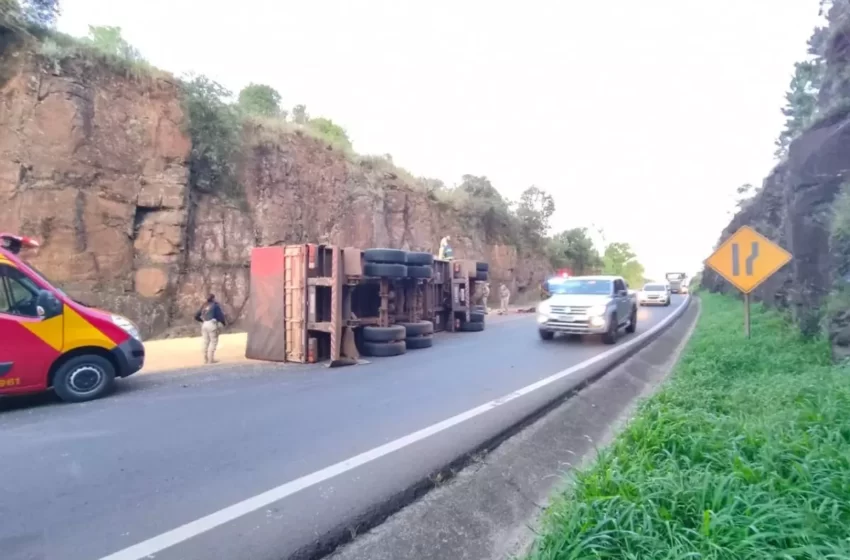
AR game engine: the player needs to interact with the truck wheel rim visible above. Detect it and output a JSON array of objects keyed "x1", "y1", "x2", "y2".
[{"x1": 69, "y1": 365, "x2": 103, "y2": 394}]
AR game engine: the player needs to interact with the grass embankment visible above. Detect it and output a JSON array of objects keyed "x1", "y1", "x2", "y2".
[{"x1": 529, "y1": 293, "x2": 850, "y2": 559}]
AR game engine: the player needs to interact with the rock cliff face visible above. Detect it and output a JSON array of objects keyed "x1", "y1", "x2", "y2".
[
  {"x1": 702, "y1": 7, "x2": 850, "y2": 360},
  {"x1": 0, "y1": 52, "x2": 549, "y2": 338}
]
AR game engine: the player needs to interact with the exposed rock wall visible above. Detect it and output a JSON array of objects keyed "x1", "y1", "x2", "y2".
[
  {"x1": 0, "y1": 53, "x2": 549, "y2": 338},
  {"x1": 703, "y1": 7, "x2": 850, "y2": 360}
]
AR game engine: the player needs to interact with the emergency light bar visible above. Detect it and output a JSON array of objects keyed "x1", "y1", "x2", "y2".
[{"x1": 0, "y1": 233, "x2": 41, "y2": 255}]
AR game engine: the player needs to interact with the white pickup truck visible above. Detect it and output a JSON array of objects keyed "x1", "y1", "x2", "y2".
[{"x1": 536, "y1": 275, "x2": 638, "y2": 344}]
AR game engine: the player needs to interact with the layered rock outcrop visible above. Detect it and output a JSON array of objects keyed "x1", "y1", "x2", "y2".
[
  {"x1": 0, "y1": 51, "x2": 549, "y2": 338},
  {"x1": 703, "y1": 7, "x2": 850, "y2": 360}
]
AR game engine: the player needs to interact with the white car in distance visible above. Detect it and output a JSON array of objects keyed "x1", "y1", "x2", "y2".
[{"x1": 638, "y1": 282, "x2": 671, "y2": 306}]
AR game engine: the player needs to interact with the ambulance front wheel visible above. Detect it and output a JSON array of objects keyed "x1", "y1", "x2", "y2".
[{"x1": 52, "y1": 354, "x2": 117, "y2": 403}]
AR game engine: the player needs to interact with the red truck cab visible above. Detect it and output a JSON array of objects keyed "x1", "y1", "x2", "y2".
[{"x1": 0, "y1": 233, "x2": 145, "y2": 403}]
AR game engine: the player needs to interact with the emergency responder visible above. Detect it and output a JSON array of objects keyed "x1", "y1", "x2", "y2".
[
  {"x1": 438, "y1": 235, "x2": 453, "y2": 259},
  {"x1": 481, "y1": 282, "x2": 491, "y2": 313},
  {"x1": 499, "y1": 283, "x2": 511, "y2": 315},
  {"x1": 195, "y1": 293, "x2": 227, "y2": 364}
]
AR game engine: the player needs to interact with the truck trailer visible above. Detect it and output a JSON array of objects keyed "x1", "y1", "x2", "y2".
[{"x1": 244, "y1": 244, "x2": 489, "y2": 366}]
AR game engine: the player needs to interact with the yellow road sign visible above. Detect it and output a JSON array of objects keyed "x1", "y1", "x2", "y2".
[{"x1": 704, "y1": 226, "x2": 792, "y2": 294}]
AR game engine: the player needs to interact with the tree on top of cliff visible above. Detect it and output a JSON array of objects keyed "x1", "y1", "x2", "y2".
[
  {"x1": 451, "y1": 175, "x2": 518, "y2": 240},
  {"x1": 292, "y1": 104, "x2": 308, "y2": 125},
  {"x1": 515, "y1": 185, "x2": 555, "y2": 241},
  {"x1": 774, "y1": 59, "x2": 822, "y2": 159},
  {"x1": 182, "y1": 74, "x2": 241, "y2": 196},
  {"x1": 84, "y1": 25, "x2": 145, "y2": 63},
  {"x1": 238, "y1": 83, "x2": 283, "y2": 118},
  {"x1": 20, "y1": 0, "x2": 60, "y2": 28},
  {"x1": 548, "y1": 227, "x2": 602, "y2": 275},
  {"x1": 307, "y1": 117, "x2": 352, "y2": 152}
]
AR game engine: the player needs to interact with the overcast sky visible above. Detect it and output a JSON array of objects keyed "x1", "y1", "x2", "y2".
[{"x1": 59, "y1": 0, "x2": 822, "y2": 280}]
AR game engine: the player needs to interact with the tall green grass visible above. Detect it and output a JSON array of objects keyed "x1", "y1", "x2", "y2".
[{"x1": 528, "y1": 293, "x2": 850, "y2": 560}]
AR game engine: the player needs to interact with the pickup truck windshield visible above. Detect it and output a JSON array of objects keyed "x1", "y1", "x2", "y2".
[
  {"x1": 643, "y1": 284, "x2": 665, "y2": 291},
  {"x1": 550, "y1": 279, "x2": 612, "y2": 295}
]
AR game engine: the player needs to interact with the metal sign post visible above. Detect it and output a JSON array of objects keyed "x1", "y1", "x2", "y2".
[{"x1": 704, "y1": 226, "x2": 792, "y2": 338}]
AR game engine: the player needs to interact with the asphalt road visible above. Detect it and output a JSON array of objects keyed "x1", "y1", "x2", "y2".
[{"x1": 0, "y1": 296, "x2": 687, "y2": 560}]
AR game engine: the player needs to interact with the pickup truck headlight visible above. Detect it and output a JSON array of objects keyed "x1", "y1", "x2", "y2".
[
  {"x1": 112, "y1": 314, "x2": 142, "y2": 342},
  {"x1": 588, "y1": 304, "x2": 607, "y2": 316},
  {"x1": 537, "y1": 301, "x2": 552, "y2": 315}
]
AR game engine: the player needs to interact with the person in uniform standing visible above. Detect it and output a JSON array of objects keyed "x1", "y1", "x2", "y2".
[
  {"x1": 499, "y1": 283, "x2": 511, "y2": 315},
  {"x1": 481, "y1": 282, "x2": 491, "y2": 314},
  {"x1": 195, "y1": 293, "x2": 227, "y2": 364}
]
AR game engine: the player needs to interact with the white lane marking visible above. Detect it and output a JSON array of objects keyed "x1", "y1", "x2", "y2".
[{"x1": 100, "y1": 297, "x2": 691, "y2": 560}]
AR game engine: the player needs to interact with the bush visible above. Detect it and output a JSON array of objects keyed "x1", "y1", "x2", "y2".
[
  {"x1": 181, "y1": 74, "x2": 243, "y2": 197},
  {"x1": 306, "y1": 116, "x2": 352, "y2": 152},
  {"x1": 238, "y1": 83, "x2": 282, "y2": 118}
]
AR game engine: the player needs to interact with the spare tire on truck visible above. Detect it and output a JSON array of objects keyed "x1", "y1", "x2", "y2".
[
  {"x1": 459, "y1": 320, "x2": 485, "y2": 332},
  {"x1": 362, "y1": 340, "x2": 407, "y2": 357},
  {"x1": 406, "y1": 265, "x2": 433, "y2": 279},
  {"x1": 405, "y1": 251, "x2": 434, "y2": 266},
  {"x1": 476, "y1": 262, "x2": 489, "y2": 272},
  {"x1": 399, "y1": 320, "x2": 435, "y2": 350},
  {"x1": 474, "y1": 270, "x2": 488, "y2": 281},
  {"x1": 364, "y1": 248, "x2": 407, "y2": 264},
  {"x1": 361, "y1": 325, "x2": 407, "y2": 357},
  {"x1": 364, "y1": 262, "x2": 407, "y2": 278},
  {"x1": 363, "y1": 325, "x2": 406, "y2": 343}
]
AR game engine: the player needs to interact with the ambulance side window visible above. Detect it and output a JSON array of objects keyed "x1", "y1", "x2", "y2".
[
  {"x1": 0, "y1": 266, "x2": 39, "y2": 317},
  {"x1": 0, "y1": 266, "x2": 11, "y2": 313}
]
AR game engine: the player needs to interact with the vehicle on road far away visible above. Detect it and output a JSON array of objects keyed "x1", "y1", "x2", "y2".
[
  {"x1": 639, "y1": 282, "x2": 671, "y2": 306},
  {"x1": 0, "y1": 233, "x2": 145, "y2": 403},
  {"x1": 536, "y1": 275, "x2": 638, "y2": 344},
  {"x1": 665, "y1": 272, "x2": 687, "y2": 294}
]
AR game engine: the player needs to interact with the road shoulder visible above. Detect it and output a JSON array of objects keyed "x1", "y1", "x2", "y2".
[{"x1": 327, "y1": 297, "x2": 701, "y2": 560}]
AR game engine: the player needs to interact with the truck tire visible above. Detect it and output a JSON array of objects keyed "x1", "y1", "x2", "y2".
[
  {"x1": 539, "y1": 330, "x2": 554, "y2": 341},
  {"x1": 363, "y1": 325, "x2": 406, "y2": 343},
  {"x1": 52, "y1": 354, "x2": 117, "y2": 403},
  {"x1": 602, "y1": 314, "x2": 619, "y2": 345},
  {"x1": 362, "y1": 340, "x2": 407, "y2": 357},
  {"x1": 476, "y1": 262, "x2": 489, "y2": 272},
  {"x1": 364, "y1": 262, "x2": 407, "y2": 278},
  {"x1": 405, "y1": 335, "x2": 434, "y2": 349},
  {"x1": 460, "y1": 321, "x2": 485, "y2": 332},
  {"x1": 405, "y1": 251, "x2": 434, "y2": 266},
  {"x1": 469, "y1": 311, "x2": 485, "y2": 323},
  {"x1": 398, "y1": 320, "x2": 434, "y2": 337},
  {"x1": 665, "y1": 298, "x2": 671, "y2": 307},
  {"x1": 474, "y1": 270, "x2": 488, "y2": 281},
  {"x1": 625, "y1": 306, "x2": 637, "y2": 334},
  {"x1": 407, "y1": 265, "x2": 433, "y2": 279},
  {"x1": 364, "y1": 248, "x2": 407, "y2": 264}
]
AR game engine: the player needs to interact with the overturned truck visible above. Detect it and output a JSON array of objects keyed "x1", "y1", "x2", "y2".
[{"x1": 244, "y1": 244, "x2": 490, "y2": 365}]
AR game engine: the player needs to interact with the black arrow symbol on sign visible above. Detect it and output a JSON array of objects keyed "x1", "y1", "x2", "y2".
[{"x1": 731, "y1": 242, "x2": 759, "y2": 276}]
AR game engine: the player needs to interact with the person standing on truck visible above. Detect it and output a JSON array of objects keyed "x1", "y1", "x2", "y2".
[
  {"x1": 499, "y1": 283, "x2": 511, "y2": 315},
  {"x1": 195, "y1": 293, "x2": 227, "y2": 364},
  {"x1": 438, "y1": 235, "x2": 453, "y2": 259}
]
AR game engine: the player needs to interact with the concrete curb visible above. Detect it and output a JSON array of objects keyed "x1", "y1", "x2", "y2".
[
  {"x1": 327, "y1": 297, "x2": 701, "y2": 560},
  {"x1": 281, "y1": 297, "x2": 694, "y2": 560}
]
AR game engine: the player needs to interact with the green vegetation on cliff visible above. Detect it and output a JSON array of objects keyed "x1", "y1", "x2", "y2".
[
  {"x1": 1, "y1": 3, "x2": 648, "y2": 275},
  {"x1": 529, "y1": 293, "x2": 850, "y2": 559}
]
